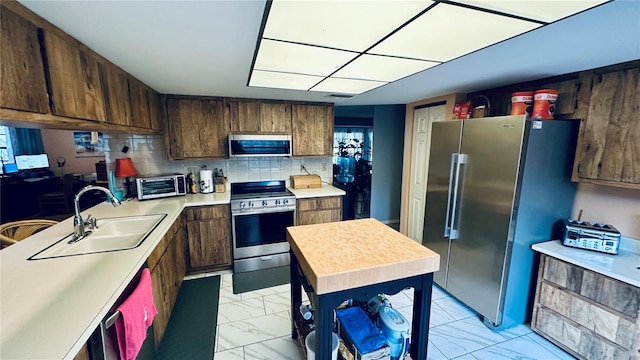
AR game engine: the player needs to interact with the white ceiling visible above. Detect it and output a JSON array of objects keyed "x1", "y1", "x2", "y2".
[{"x1": 18, "y1": 0, "x2": 640, "y2": 106}]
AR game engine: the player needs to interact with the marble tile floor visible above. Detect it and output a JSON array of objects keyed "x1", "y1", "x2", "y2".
[{"x1": 212, "y1": 273, "x2": 575, "y2": 360}]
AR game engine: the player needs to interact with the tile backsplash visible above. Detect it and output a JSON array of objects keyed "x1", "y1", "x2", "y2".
[{"x1": 103, "y1": 133, "x2": 332, "y2": 190}]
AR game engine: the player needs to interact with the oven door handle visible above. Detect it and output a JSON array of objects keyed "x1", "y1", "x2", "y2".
[{"x1": 231, "y1": 207, "x2": 296, "y2": 216}]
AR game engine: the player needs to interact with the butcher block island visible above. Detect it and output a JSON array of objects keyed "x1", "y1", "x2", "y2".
[{"x1": 287, "y1": 218, "x2": 440, "y2": 360}]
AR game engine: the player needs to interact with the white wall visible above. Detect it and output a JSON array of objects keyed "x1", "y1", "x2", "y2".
[
  {"x1": 41, "y1": 129, "x2": 103, "y2": 176},
  {"x1": 572, "y1": 183, "x2": 640, "y2": 239}
]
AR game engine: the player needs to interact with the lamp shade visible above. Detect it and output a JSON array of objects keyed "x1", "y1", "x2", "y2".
[{"x1": 115, "y1": 158, "x2": 138, "y2": 178}]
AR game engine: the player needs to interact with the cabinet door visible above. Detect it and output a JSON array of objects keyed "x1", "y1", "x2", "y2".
[
  {"x1": 292, "y1": 104, "x2": 334, "y2": 156},
  {"x1": 148, "y1": 89, "x2": 164, "y2": 130},
  {"x1": 260, "y1": 102, "x2": 291, "y2": 134},
  {"x1": 167, "y1": 98, "x2": 228, "y2": 159},
  {"x1": 0, "y1": 6, "x2": 49, "y2": 113},
  {"x1": 297, "y1": 197, "x2": 342, "y2": 225},
  {"x1": 43, "y1": 30, "x2": 106, "y2": 122},
  {"x1": 98, "y1": 62, "x2": 131, "y2": 126},
  {"x1": 150, "y1": 223, "x2": 186, "y2": 349},
  {"x1": 185, "y1": 205, "x2": 231, "y2": 269},
  {"x1": 129, "y1": 78, "x2": 151, "y2": 128},
  {"x1": 576, "y1": 67, "x2": 640, "y2": 186},
  {"x1": 228, "y1": 100, "x2": 260, "y2": 133}
]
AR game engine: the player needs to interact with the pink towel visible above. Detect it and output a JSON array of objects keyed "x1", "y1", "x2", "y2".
[{"x1": 115, "y1": 268, "x2": 158, "y2": 360}]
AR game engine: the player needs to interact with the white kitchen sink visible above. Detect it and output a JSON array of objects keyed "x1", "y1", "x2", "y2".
[{"x1": 29, "y1": 214, "x2": 166, "y2": 260}]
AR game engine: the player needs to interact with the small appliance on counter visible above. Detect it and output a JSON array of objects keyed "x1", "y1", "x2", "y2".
[
  {"x1": 135, "y1": 174, "x2": 186, "y2": 200},
  {"x1": 199, "y1": 169, "x2": 214, "y2": 194},
  {"x1": 561, "y1": 219, "x2": 621, "y2": 254}
]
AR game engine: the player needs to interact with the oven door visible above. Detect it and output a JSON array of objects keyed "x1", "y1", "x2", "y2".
[{"x1": 231, "y1": 207, "x2": 294, "y2": 260}]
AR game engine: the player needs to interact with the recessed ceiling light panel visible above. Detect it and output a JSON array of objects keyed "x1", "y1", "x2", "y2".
[
  {"x1": 253, "y1": 39, "x2": 357, "y2": 76},
  {"x1": 311, "y1": 77, "x2": 387, "y2": 94},
  {"x1": 249, "y1": 70, "x2": 324, "y2": 90},
  {"x1": 451, "y1": 0, "x2": 609, "y2": 23},
  {"x1": 263, "y1": 0, "x2": 434, "y2": 52},
  {"x1": 369, "y1": 3, "x2": 541, "y2": 62},
  {"x1": 333, "y1": 54, "x2": 440, "y2": 82}
]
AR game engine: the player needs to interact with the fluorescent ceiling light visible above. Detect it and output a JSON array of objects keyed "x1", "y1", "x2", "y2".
[
  {"x1": 451, "y1": 0, "x2": 609, "y2": 23},
  {"x1": 311, "y1": 77, "x2": 387, "y2": 94},
  {"x1": 263, "y1": 1, "x2": 434, "y2": 52},
  {"x1": 249, "y1": 0, "x2": 606, "y2": 95},
  {"x1": 249, "y1": 70, "x2": 324, "y2": 91},
  {"x1": 333, "y1": 54, "x2": 440, "y2": 82},
  {"x1": 370, "y1": 3, "x2": 541, "y2": 62},
  {"x1": 253, "y1": 39, "x2": 357, "y2": 76}
]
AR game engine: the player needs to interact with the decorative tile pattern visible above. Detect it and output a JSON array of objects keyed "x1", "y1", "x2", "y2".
[
  {"x1": 244, "y1": 336, "x2": 306, "y2": 360},
  {"x1": 216, "y1": 311, "x2": 291, "y2": 351},
  {"x1": 471, "y1": 335, "x2": 561, "y2": 360}
]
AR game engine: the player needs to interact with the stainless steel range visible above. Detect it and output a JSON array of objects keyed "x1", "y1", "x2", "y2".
[{"x1": 230, "y1": 180, "x2": 296, "y2": 272}]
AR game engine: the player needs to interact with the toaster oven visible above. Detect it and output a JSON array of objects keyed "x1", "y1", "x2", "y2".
[
  {"x1": 561, "y1": 219, "x2": 621, "y2": 254},
  {"x1": 136, "y1": 174, "x2": 186, "y2": 200}
]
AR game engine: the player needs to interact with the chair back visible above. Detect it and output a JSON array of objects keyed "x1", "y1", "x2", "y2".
[{"x1": 0, "y1": 219, "x2": 59, "y2": 248}]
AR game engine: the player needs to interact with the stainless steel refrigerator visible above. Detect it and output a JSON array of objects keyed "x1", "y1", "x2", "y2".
[{"x1": 423, "y1": 115, "x2": 578, "y2": 329}]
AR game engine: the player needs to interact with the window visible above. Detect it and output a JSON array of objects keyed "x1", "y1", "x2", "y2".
[
  {"x1": 0, "y1": 125, "x2": 15, "y2": 165},
  {"x1": 333, "y1": 127, "x2": 373, "y2": 164}
]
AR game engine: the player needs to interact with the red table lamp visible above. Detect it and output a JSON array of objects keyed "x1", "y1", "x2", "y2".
[{"x1": 115, "y1": 158, "x2": 138, "y2": 198}]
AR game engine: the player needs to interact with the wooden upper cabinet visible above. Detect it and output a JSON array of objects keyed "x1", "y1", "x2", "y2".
[
  {"x1": 227, "y1": 100, "x2": 291, "y2": 134},
  {"x1": 260, "y1": 102, "x2": 291, "y2": 134},
  {"x1": 0, "y1": 6, "x2": 49, "y2": 113},
  {"x1": 42, "y1": 30, "x2": 106, "y2": 122},
  {"x1": 98, "y1": 62, "x2": 131, "y2": 126},
  {"x1": 166, "y1": 98, "x2": 228, "y2": 159},
  {"x1": 148, "y1": 89, "x2": 164, "y2": 130},
  {"x1": 128, "y1": 78, "x2": 151, "y2": 128},
  {"x1": 292, "y1": 103, "x2": 334, "y2": 156},
  {"x1": 228, "y1": 100, "x2": 260, "y2": 133},
  {"x1": 574, "y1": 66, "x2": 640, "y2": 188}
]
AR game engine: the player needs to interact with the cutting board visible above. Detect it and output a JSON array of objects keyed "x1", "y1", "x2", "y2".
[{"x1": 290, "y1": 175, "x2": 322, "y2": 189}]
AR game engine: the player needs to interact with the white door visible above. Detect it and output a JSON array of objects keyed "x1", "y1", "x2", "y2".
[{"x1": 407, "y1": 105, "x2": 445, "y2": 242}]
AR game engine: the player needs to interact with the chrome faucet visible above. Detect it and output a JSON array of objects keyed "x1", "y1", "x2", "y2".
[{"x1": 70, "y1": 185, "x2": 122, "y2": 243}]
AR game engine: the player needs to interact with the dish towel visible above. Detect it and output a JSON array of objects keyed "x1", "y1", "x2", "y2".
[
  {"x1": 115, "y1": 268, "x2": 158, "y2": 360},
  {"x1": 336, "y1": 306, "x2": 388, "y2": 354}
]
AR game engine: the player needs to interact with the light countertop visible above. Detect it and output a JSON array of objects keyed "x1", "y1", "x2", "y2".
[
  {"x1": 532, "y1": 239, "x2": 640, "y2": 287},
  {"x1": 0, "y1": 185, "x2": 342, "y2": 359},
  {"x1": 286, "y1": 218, "x2": 440, "y2": 295},
  {"x1": 288, "y1": 184, "x2": 346, "y2": 198}
]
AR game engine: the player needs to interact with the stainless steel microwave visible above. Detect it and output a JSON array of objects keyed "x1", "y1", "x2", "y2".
[
  {"x1": 228, "y1": 134, "x2": 292, "y2": 157},
  {"x1": 136, "y1": 174, "x2": 186, "y2": 200}
]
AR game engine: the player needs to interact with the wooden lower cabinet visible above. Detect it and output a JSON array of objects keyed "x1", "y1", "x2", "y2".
[
  {"x1": 531, "y1": 254, "x2": 640, "y2": 360},
  {"x1": 149, "y1": 215, "x2": 186, "y2": 349},
  {"x1": 185, "y1": 205, "x2": 232, "y2": 271},
  {"x1": 297, "y1": 196, "x2": 342, "y2": 225}
]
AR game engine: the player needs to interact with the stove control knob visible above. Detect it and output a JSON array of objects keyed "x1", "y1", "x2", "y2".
[
  {"x1": 283, "y1": 199, "x2": 289, "y2": 205},
  {"x1": 248, "y1": 201, "x2": 254, "y2": 207},
  {"x1": 275, "y1": 199, "x2": 281, "y2": 205},
  {"x1": 239, "y1": 201, "x2": 245, "y2": 208},
  {"x1": 262, "y1": 200, "x2": 268, "y2": 207}
]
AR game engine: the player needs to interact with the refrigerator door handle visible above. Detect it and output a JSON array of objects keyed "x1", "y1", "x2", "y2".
[
  {"x1": 444, "y1": 153, "x2": 459, "y2": 237},
  {"x1": 449, "y1": 153, "x2": 467, "y2": 240}
]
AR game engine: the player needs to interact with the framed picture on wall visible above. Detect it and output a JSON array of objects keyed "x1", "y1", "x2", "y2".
[{"x1": 74, "y1": 131, "x2": 106, "y2": 157}]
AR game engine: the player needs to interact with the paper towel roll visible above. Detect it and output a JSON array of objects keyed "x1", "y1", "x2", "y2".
[{"x1": 200, "y1": 170, "x2": 214, "y2": 194}]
